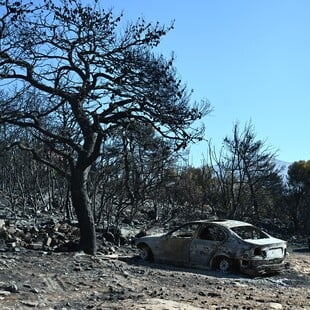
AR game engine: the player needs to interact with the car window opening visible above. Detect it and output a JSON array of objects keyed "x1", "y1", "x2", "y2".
[{"x1": 231, "y1": 226, "x2": 269, "y2": 240}]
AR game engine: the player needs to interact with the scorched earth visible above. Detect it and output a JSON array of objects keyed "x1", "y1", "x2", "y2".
[{"x1": 0, "y1": 241, "x2": 309, "y2": 309}]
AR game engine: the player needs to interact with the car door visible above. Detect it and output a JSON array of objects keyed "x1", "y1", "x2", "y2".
[
  {"x1": 190, "y1": 224, "x2": 227, "y2": 267},
  {"x1": 160, "y1": 223, "x2": 199, "y2": 264}
]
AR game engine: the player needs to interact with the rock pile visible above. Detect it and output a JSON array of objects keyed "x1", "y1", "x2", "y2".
[{"x1": 0, "y1": 218, "x2": 80, "y2": 252}]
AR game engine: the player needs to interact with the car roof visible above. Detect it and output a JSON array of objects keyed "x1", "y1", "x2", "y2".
[{"x1": 189, "y1": 219, "x2": 253, "y2": 228}]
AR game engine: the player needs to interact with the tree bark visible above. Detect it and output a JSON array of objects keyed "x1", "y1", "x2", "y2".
[{"x1": 70, "y1": 168, "x2": 96, "y2": 255}]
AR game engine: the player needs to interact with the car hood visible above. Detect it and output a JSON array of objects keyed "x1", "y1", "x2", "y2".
[{"x1": 135, "y1": 233, "x2": 166, "y2": 243}]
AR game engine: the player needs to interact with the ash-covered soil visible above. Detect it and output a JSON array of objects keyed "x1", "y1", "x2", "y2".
[{"x1": 0, "y1": 243, "x2": 309, "y2": 310}]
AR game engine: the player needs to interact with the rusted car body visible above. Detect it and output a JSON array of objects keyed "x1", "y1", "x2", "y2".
[{"x1": 135, "y1": 219, "x2": 288, "y2": 276}]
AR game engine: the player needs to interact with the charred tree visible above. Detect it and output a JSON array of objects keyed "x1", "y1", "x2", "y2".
[{"x1": 0, "y1": 0, "x2": 210, "y2": 254}]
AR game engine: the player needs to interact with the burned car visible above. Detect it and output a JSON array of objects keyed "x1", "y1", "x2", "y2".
[{"x1": 135, "y1": 220, "x2": 288, "y2": 276}]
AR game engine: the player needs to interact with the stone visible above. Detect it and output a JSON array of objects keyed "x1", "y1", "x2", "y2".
[
  {"x1": 0, "y1": 290, "x2": 11, "y2": 296},
  {"x1": 44, "y1": 237, "x2": 53, "y2": 247},
  {"x1": 29, "y1": 242, "x2": 43, "y2": 250},
  {"x1": 5, "y1": 283, "x2": 18, "y2": 293},
  {"x1": 20, "y1": 300, "x2": 39, "y2": 307},
  {"x1": 268, "y1": 302, "x2": 283, "y2": 309},
  {"x1": 7, "y1": 226, "x2": 16, "y2": 235},
  {"x1": 0, "y1": 219, "x2": 5, "y2": 230}
]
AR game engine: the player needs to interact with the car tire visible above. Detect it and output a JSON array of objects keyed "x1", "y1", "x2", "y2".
[
  {"x1": 215, "y1": 256, "x2": 233, "y2": 272},
  {"x1": 138, "y1": 244, "x2": 153, "y2": 261}
]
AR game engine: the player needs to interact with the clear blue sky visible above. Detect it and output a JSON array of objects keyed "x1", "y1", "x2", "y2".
[{"x1": 102, "y1": 0, "x2": 310, "y2": 166}]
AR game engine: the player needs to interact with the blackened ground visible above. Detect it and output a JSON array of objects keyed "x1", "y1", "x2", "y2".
[{"x1": 0, "y1": 243, "x2": 309, "y2": 309}]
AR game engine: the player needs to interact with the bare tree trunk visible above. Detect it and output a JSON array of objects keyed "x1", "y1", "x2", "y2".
[
  {"x1": 65, "y1": 185, "x2": 73, "y2": 221},
  {"x1": 70, "y1": 168, "x2": 96, "y2": 255}
]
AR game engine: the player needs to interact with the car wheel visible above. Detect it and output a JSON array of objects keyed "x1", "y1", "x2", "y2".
[
  {"x1": 138, "y1": 244, "x2": 153, "y2": 261},
  {"x1": 216, "y1": 256, "x2": 232, "y2": 272}
]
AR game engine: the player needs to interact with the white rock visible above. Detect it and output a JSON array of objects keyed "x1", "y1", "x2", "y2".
[{"x1": 268, "y1": 302, "x2": 283, "y2": 309}]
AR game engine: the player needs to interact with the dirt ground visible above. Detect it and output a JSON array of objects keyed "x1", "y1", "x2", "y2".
[{"x1": 0, "y1": 242, "x2": 309, "y2": 310}]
